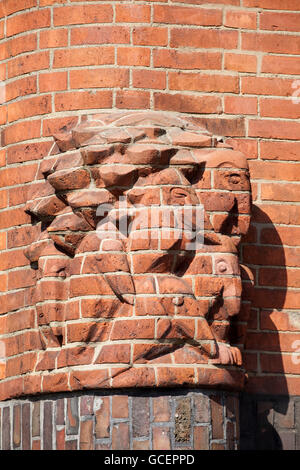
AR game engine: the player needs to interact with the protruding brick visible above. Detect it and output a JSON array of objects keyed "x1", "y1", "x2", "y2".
[
  {"x1": 66, "y1": 397, "x2": 79, "y2": 435},
  {"x1": 95, "y1": 397, "x2": 110, "y2": 439}
]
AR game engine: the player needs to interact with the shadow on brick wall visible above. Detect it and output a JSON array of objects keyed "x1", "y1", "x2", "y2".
[{"x1": 240, "y1": 206, "x2": 294, "y2": 450}]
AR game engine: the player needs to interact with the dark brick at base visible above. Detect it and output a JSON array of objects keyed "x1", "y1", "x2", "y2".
[
  {"x1": 240, "y1": 394, "x2": 300, "y2": 450},
  {"x1": 0, "y1": 389, "x2": 239, "y2": 450}
]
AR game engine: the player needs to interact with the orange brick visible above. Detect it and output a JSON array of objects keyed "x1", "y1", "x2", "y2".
[
  {"x1": 224, "y1": 53, "x2": 257, "y2": 73},
  {"x1": 55, "y1": 90, "x2": 112, "y2": 112},
  {"x1": 40, "y1": 29, "x2": 68, "y2": 48},
  {"x1": 116, "y1": 90, "x2": 150, "y2": 109},
  {"x1": 242, "y1": 76, "x2": 294, "y2": 96},
  {"x1": 154, "y1": 92, "x2": 222, "y2": 114},
  {"x1": 192, "y1": 116, "x2": 245, "y2": 137},
  {"x1": 7, "y1": 51, "x2": 49, "y2": 79},
  {"x1": 0, "y1": 190, "x2": 8, "y2": 209},
  {"x1": 132, "y1": 69, "x2": 166, "y2": 90},
  {"x1": 71, "y1": 26, "x2": 130, "y2": 45},
  {"x1": 0, "y1": 105, "x2": 7, "y2": 125},
  {"x1": 0, "y1": 20, "x2": 4, "y2": 40},
  {"x1": 4, "y1": 0, "x2": 36, "y2": 16},
  {"x1": 8, "y1": 269, "x2": 36, "y2": 290},
  {"x1": 43, "y1": 373, "x2": 69, "y2": 394},
  {"x1": 133, "y1": 27, "x2": 168, "y2": 46},
  {"x1": 260, "y1": 12, "x2": 300, "y2": 32},
  {"x1": 39, "y1": 72, "x2": 68, "y2": 92},
  {"x1": 6, "y1": 76, "x2": 37, "y2": 102},
  {"x1": 0, "y1": 150, "x2": 5, "y2": 168},
  {"x1": 248, "y1": 119, "x2": 300, "y2": 140},
  {"x1": 43, "y1": 116, "x2": 79, "y2": 137},
  {"x1": 175, "y1": 0, "x2": 239, "y2": 3},
  {"x1": 261, "y1": 183, "x2": 300, "y2": 202},
  {"x1": 153, "y1": 5, "x2": 222, "y2": 26},
  {"x1": 0, "y1": 233, "x2": 6, "y2": 250},
  {"x1": 40, "y1": 0, "x2": 65, "y2": 5},
  {"x1": 169, "y1": 72, "x2": 239, "y2": 93},
  {"x1": 0, "y1": 209, "x2": 30, "y2": 229},
  {"x1": 249, "y1": 161, "x2": 299, "y2": 181},
  {"x1": 7, "y1": 95, "x2": 51, "y2": 123},
  {"x1": 260, "y1": 98, "x2": 300, "y2": 119},
  {"x1": 0, "y1": 273, "x2": 7, "y2": 292},
  {"x1": 0, "y1": 63, "x2": 5, "y2": 81},
  {"x1": 6, "y1": 9, "x2": 50, "y2": 37},
  {"x1": 254, "y1": 204, "x2": 300, "y2": 225},
  {"x1": 242, "y1": 32, "x2": 300, "y2": 54},
  {"x1": 53, "y1": 5, "x2": 113, "y2": 26},
  {"x1": 170, "y1": 28, "x2": 238, "y2": 49},
  {"x1": 2, "y1": 120, "x2": 41, "y2": 145},
  {"x1": 54, "y1": 47, "x2": 114, "y2": 68},
  {"x1": 70, "y1": 69, "x2": 129, "y2": 89},
  {"x1": 7, "y1": 225, "x2": 41, "y2": 248},
  {"x1": 262, "y1": 55, "x2": 300, "y2": 75},
  {"x1": 4, "y1": 33, "x2": 37, "y2": 59},
  {"x1": 260, "y1": 141, "x2": 300, "y2": 161},
  {"x1": 117, "y1": 47, "x2": 150, "y2": 66},
  {"x1": 153, "y1": 50, "x2": 222, "y2": 70},
  {"x1": 110, "y1": 319, "x2": 155, "y2": 340},
  {"x1": 225, "y1": 10, "x2": 257, "y2": 29},
  {"x1": 226, "y1": 138, "x2": 258, "y2": 159},
  {"x1": 243, "y1": 0, "x2": 300, "y2": 10},
  {"x1": 116, "y1": 4, "x2": 151, "y2": 23}
]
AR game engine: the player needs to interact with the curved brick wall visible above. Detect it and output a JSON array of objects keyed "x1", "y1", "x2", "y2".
[{"x1": 0, "y1": 0, "x2": 300, "y2": 449}]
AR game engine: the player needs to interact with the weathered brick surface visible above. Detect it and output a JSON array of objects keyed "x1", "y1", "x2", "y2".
[{"x1": 0, "y1": 390, "x2": 239, "y2": 450}]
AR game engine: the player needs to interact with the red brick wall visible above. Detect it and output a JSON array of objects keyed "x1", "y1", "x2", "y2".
[{"x1": 0, "y1": 0, "x2": 299, "y2": 397}]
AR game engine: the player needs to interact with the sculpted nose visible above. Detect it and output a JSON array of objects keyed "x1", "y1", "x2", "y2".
[{"x1": 225, "y1": 296, "x2": 242, "y2": 317}]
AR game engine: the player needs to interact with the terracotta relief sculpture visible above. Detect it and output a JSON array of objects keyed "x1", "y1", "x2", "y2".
[{"x1": 24, "y1": 111, "x2": 252, "y2": 391}]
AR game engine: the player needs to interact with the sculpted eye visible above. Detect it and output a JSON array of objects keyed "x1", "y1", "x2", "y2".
[
  {"x1": 217, "y1": 261, "x2": 227, "y2": 273},
  {"x1": 228, "y1": 173, "x2": 241, "y2": 184},
  {"x1": 171, "y1": 188, "x2": 188, "y2": 198}
]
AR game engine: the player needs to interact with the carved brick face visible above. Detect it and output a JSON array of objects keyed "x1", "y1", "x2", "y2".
[{"x1": 24, "y1": 111, "x2": 252, "y2": 392}]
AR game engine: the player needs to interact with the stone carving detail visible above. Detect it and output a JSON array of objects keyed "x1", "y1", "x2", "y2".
[{"x1": 24, "y1": 111, "x2": 253, "y2": 391}]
